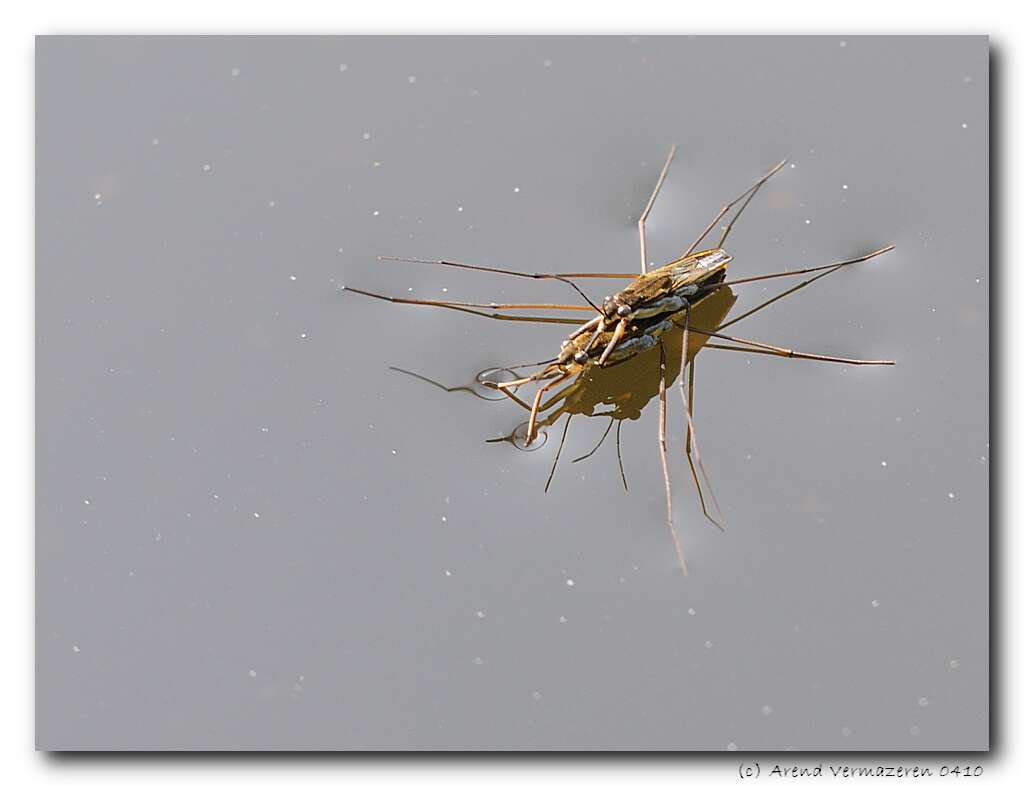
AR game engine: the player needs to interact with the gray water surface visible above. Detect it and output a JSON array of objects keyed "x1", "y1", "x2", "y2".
[{"x1": 37, "y1": 35, "x2": 988, "y2": 750}]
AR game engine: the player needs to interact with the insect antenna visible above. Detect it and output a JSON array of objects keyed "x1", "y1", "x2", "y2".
[
  {"x1": 571, "y1": 417, "x2": 615, "y2": 464},
  {"x1": 615, "y1": 420, "x2": 628, "y2": 492}
]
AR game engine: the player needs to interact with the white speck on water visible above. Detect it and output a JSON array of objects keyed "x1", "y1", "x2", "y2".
[
  {"x1": 542, "y1": 59, "x2": 553, "y2": 67},
  {"x1": 705, "y1": 640, "x2": 714, "y2": 649},
  {"x1": 841, "y1": 726, "x2": 852, "y2": 737},
  {"x1": 565, "y1": 578, "x2": 575, "y2": 587},
  {"x1": 839, "y1": 40, "x2": 847, "y2": 47},
  {"x1": 202, "y1": 163, "x2": 211, "y2": 172},
  {"x1": 372, "y1": 210, "x2": 380, "y2": 217},
  {"x1": 407, "y1": 75, "x2": 417, "y2": 84},
  {"x1": 261, "y1": 426, "x2": 269, "y2": 432},
  {"x1": 373, "y1": 161, "x2": 381, "y2": 168},
  {"x1": 559, "y1": 615, "x2": 568, "y2": 623},
  {"x1": 476, "y1": 610, "x2": 485, "y2": 619},
  {"x1": 804, "y1": 219, "x2": 812, "y2": 225},
  {"x1": 289, "y1": 275, "x2": 296, "y2": 281},
  {"x1": 299, "y1": 332, "x2": 308, "y2": 339},
  {"x1": 362, "y1": 132, "x2": 372, "y2": 140},
  {"x1": 513, "y1": 186, "x2": 520, "y2": 193},
  {"x1": 532, "y1": 690, "x2": 543, "y2": 701},
  {"x1": 268, "y1": 200, "x2": 276, "y2": 208},
  {"x1": 337, "y1": 248, "x2": 344, "y2": 254},
  {"x1": 72, "y1": 645, "x2": 81, "y2": 653},
  {"x1": 457, "y1": 206, "x2": 464, "y2": 212},
  {"x1": 253, "y1": 512, "x2": 261, "y2": 519},
  {"x1": 881, "y1": 460, "x2": 888, "y2": 467},
  {"x1": 83, "y1": 499, "x2": 91, "y2": 505},
  {"x1": 249, "y1": 669, "x2": 257, "y2": 677},
  {"x1": 93, "y1": 193, "x2": 102, "y2": 201},
  {"x1": 871, "y1": 599, "x2": 880, "y2": 608},
  {"x1": 918, "y1": 697, "x2": 929, "y2": 707},
  {"x1": 440, "y1": 515, "x2": 447, "y2": 523},
  {"x1": 762, "y1": 705, "x2": 774, "y2": 716},
  {"x1": 789, "y1": 163, "x2": 796, "y2": 169},
  {"x1": 962, "y1": 123, "x2": 969, "y2": 129},
  {"x1": 391, "y1": 449, "x2": 397, "y2": 455},
  {"x1": 151, "y1": 137, "x2": 160, "y2": 146},
  {"x1": 975, "y1": 278, "x2": 981, "y2": 284},
  {"x1": 842, "y1": 184, "x2": 849, "y2": 190},
  {"x1": 688, "y1": 608, "x2": 696, "y2": 616},
  {"x1": 910, "y1": 725, "x2": 920, "y2": 736},
  {"x1": 727, "y1": 742, "x2": 738, "y2": 751},
  {"x1": 154, "y1": 532, "x2": 163, "y2": 542},
  {"x1": 948, "y1": 492, "x2": 956, "y2": 499},
  {"x1": 949, "y1": 659, "x2": 960, "y2": 669},
  {"x1": 746, "y1": 453, "x2": 752, "y2": 460},
  {"x1": 230, "y1": 67, "x2": 241, "y2": 77},
  {"x1": 441, "y1": 287, "x2": 448, "y2": 293},
  {"x1": 444, "y1": 569, "x2": 452, "y2": 577},
  {"x1": 338, "y1": 63, "x2": 348, "y2": 72},
  {"x1": 473, "y1": 656, "x2": 484, "y2": 666}
]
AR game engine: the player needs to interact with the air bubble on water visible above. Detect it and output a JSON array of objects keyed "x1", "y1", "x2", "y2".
[
  {"x1": 842, "y1": 184, "x2": 849, "y2": 190},
  {"x1": 299, "y1": 332, "x2": 308, "y2": 339},
  {"x1": 362, "y1": 132, "x2": 372, "y2": 140},
  {"x1": 881, "y1": 460, "x2": 887, "y2": 467},
  {"x1": 948, "y1": 492, "x2": 956, "y2": 499},
  {"x1": 268, "y1": 200, "x2": 276, "y2": 208},
  {"x1": 918, "y1": 697, "x2": 929, "y2": 707},
  {"x1": 688, "y1": 608, "x2": 696, "y2": 616},
  {"x1": 705, "y1": 640, "x2": 713, "y2": 649},
  {"x1": 231, "y1": 67, "x2": 241, "y2": 77},
  {"x1": 542, "y1": 59, "x2": 553, "y2": 67},
  {"x1": 151, "y1": 138, "x2": 160, "y2": 146},
  {"x1": 841, "y1": 726, "x2": 851, "y2": 737},
  {"x1": 338, "y1": 64, "x2": 348, "y2": 72},
  {"x1": 871, "y1": 599, "x2": 879, "y2": 608},
  {"x1": 909, "y1": 725, "x2": 920, "y2": 736},
  {"x1": 804, "y1": 219, "x2": 812, "y2": 225},
  {"x1": 839, "y1": 40, "x2": 847, "y2": 48},
  {"x1": 961, "y1": 123, "x2": 968, "y2": 129},
  {"x1": 289, "y1": 275, "x2": 296, "y2": 281},
  {"x1": 72, "y1": 645, "x2": 81, "y2": 653},
  {"x1": 202, "y1": 163, "x2": 211, "y2": 172},
  {"x1": 372, "y1": 210, "x2": 380, "y2": 216},
  {"x1": 84, "y1": 499, "x2": 91, "y2": 505},
  {"x1": 559, "y1": 615, "x2": 567, "y2": 623},
  {"x1": 476, "y1": 610, "x2": 485, "y2": 619},
  {"x1": 408, "y1": 76, "x2": 417, "y2": 84},
  {"x1": 473, "y1": 656, "x2": 483, "y2": 666},
  {"x1": 457, "y1": 206, "x2": 464, "y2": 212},
  {"x1": 565, "y1": 578, "x2": 575, "y2": 587},
  {"x1": 727, "y1": 742, "x2": 738, "y2": 751},
  {"x1": 949, "y1": 659, "x2": 960, "y2": 669},
  {"x1": 253, "y1": 512, "x2": 260, "y2": 519},
  {"x1": 532, "y1": 690, "x2": 542, "y2": 701},
  {"x1": 440, "y1": 515, "x2": 447, "y2": 523},
  {"x1": 444, "y1": 569, "x2": 452, "y2": 577},
  {"x1": 761, "y1": 705, "x2": 774, "y2": 716}
]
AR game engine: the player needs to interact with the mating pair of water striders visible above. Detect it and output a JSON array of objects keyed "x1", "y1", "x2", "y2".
[{"x1": 343, "y1": 146, "x2": 895, "y2": 574}]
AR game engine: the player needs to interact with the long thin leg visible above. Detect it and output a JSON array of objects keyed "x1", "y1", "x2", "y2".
[
  {"x1": 380, "y1": 256, "x2": 639, "y2": 280},
  {"x1": 544, "y1": 415, "x2": 573, "y2": 493},
  {"x1": 615, "y1": 420, "x2": 628, "y2": 492},
  {"x1": 638, "y1": 145, "x2": 678, "y2": 274},
  {"x1": 713, "y1": 245, "x2": 895, "y2": 291},
  {"x1": 689, "y1": 327, "x2": 896, "y2": 366},
  {"x1": 658, "y1": 343, "x2": 688, "y2": 575},
  {"x1": 527, "y1": 372, "x2": 574, "y2": 446},
  {"x1": 343, "y1": 287, "x2": 588, "y2": 326},
  {"x1": 678, "y1": 310, "x2": 725, "y2": 531},
  {"x1": 683, "y1": 159, "x2": 787, "y2": 256}
]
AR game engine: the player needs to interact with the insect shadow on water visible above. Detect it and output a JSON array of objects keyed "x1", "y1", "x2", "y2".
[{"x1": 343, "y1": 147, "x2": 895, "y2": 574}]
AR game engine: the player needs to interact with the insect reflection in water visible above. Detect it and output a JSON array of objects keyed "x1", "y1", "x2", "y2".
[{"x1": 343, "y1": 147, "x2": 895, "y2": 574}]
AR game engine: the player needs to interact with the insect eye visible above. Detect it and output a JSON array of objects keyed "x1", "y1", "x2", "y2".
[
  {"x1": 573, "y1": 350, "x2": 589, "y2": 365},
  {"x1": 616, "y1": 304, "x2": 632, "y2": 317}
]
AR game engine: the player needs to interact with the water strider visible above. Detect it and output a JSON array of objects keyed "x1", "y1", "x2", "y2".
[{"x1": 343, "y1": 146, "x2": 895, "y2": 574}]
